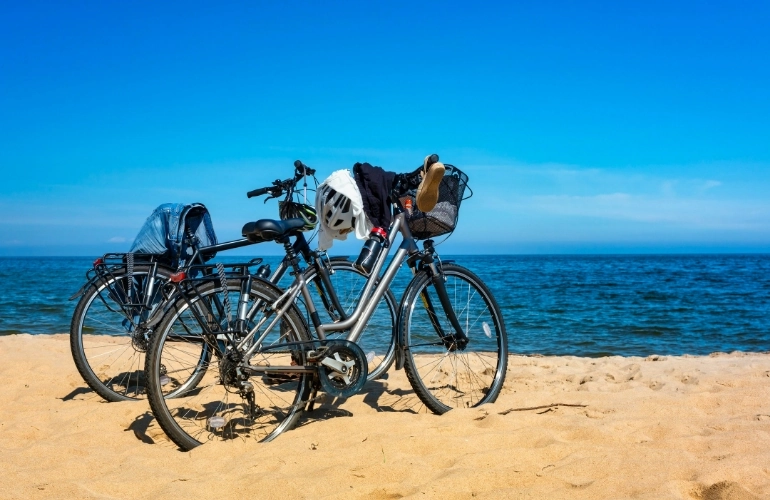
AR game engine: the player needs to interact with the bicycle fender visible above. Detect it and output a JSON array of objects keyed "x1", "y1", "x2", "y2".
[
  {"x1": 394, "y1": 293, "x2": 412, "y2": 371},
  {"x1": 68, "y1": 279, "x2": 98, "y2": 301},
  {"x1": 394, "y1": 341, "x2": 406, "y2": 371},
  {"x1": 67, "y1": 265, "x2": 125, "y2": 301}
]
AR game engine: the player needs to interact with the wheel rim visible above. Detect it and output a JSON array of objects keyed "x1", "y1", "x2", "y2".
[
  {"x1": 150, "y1": 282, "x2": 310, "y2": 446},
  {"x1": 75, "y1": 270, "x2": 167, "y2": 400},
  {"x1": 404, "y1": 268, "x2": 506, "y2": 411}
]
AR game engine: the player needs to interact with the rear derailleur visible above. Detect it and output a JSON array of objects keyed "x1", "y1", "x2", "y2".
[{"x1": 218, "y1": 349, "x2": 259, "y2": 418}]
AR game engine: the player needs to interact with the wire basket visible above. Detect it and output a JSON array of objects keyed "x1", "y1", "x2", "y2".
[{"x1": 399, "y1": 164, "x2": 470, "y2": 240}]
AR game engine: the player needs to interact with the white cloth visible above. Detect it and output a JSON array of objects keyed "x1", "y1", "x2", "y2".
[{"x1": 315, "y1": 169, "x2": 373, "y2": 251}]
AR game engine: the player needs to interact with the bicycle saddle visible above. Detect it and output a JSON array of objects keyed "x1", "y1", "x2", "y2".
[{"x1": 241, "y1": 218, "x2": 307, "y2": 243}]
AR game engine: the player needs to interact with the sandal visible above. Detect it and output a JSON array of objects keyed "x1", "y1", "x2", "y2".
[{"x1": 415, "y1": 154, "x2": 445, "y2": 212}]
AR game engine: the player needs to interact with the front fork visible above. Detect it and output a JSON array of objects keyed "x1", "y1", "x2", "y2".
[{"x1": 409, "y1": 241, "x2": 468, "y2": 350}]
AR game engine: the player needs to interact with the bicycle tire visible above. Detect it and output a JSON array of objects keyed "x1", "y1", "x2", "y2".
[
  {"x1": 303, "y1": 260, "x2": 397, "y2": 381},
  {"x1": 401, "y1": 263, "x2": 508, "y2": 414},
  {"x1": 145, "y1": 277, "x2": 312, "y2": 450},
  {"x1": 69, "y1": 264, "x2": 178, "y2": 402}
]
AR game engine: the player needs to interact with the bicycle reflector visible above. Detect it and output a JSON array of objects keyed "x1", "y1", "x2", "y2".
[
  {"x1": 170, "y1": 272, "x2": 187, "y2": 283},
  {"x1": 93, "y1": 258, "x2": 103, "y2": 267}
]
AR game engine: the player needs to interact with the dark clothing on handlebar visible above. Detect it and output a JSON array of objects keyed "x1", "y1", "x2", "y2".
[
  {"x1": 353, "y1": 162, "x2": 397, "y2": 229},
  {"x1": 352, "y1": 162, "x2": 428, "y2": 229}
]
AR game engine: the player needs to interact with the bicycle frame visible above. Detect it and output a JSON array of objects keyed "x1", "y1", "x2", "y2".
[
  {"x1": 240, "y1": 206, "x2": 469, "y2": 363},
  {"x1": 143, "y1": 229, "x2": 355, "y2": 343}
]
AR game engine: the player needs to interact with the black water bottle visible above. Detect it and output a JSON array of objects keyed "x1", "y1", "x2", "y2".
[{"x1": 354, "y1": 227, "x2": 388, "y2": 275}]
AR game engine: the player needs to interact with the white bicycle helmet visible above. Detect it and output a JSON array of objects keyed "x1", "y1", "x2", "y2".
[
  {"x1": 315, "y1": 169, "x2": 371, "y2": 250},
  {"x1": 319, "y1": 186, "x2": 354, "y2": 230}
]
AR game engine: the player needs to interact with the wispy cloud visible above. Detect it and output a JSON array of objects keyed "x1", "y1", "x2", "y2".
[
  {"x1": 527, "y1": 193, "x2": 770, "y2": 231},
  {"x1": 469, "y1": 159, "x2": 770, "y2": 236},
  {"x1": 660, "y1": 180, "x2": 677, "y2": 196}
]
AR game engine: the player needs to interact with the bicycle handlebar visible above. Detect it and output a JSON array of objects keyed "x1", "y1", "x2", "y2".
[
  {"x1": 246, "y1": 160, "x2": 315, "y2": 199},
  {"x1": 293, "y1": 159, "x2": 315, "y2": 176},
  {"x1": 246, "y1": 186, "x2": 272, "y2": 198}
]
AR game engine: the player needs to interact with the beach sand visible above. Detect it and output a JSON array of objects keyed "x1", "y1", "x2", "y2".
[{"x1": 1, "y1": 334, "x2": 769, "y2": 499}]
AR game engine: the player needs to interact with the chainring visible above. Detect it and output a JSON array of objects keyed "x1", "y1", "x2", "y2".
[{"x1": 316, "y1": 340, "x2": 368, "y2": 398}]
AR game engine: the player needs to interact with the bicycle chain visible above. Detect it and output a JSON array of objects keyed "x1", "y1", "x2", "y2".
[
  {"x1": 238, "y1": 355, "x2": 329, "y2": 414},
  {"x1": 248, "y1": 341, "x2": 364, "y2": 412}
]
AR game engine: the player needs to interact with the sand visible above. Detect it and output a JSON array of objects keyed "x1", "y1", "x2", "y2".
[{"x1": 1, "y1": 334, "x2": 769, "y2": 499}]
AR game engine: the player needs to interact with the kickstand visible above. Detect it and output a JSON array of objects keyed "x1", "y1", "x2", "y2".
[{"x1": 306, "y1": 387, "x2": 319, "y2": 412}]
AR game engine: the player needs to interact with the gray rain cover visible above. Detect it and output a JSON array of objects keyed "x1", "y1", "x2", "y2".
[{"x1": 129, "y1": 203, "x2": 217, "y2": 268}]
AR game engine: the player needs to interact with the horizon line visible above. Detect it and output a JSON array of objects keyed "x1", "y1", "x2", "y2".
[{"x1": 2, "y1": 251, "x2": 769, "y2": 258}]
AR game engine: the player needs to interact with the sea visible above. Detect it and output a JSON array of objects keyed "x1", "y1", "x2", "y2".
[{"x1": 1, "y1": 254, "x2": 768, "y2": 357}]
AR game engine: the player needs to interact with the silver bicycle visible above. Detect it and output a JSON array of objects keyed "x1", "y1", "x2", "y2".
[{"x1": 144, "y1": 160, "x2": 508, "y2": 449}]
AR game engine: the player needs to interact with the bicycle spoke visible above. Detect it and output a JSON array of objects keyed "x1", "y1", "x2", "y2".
[
  {"x1": 146, "y1": 278, "x2": 311, "y2": 450},
  {"x1": 403, "y1": 264, "x2": 507, "y2": 414}
]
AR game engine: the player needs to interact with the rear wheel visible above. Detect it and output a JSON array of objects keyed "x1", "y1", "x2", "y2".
[
  {"x1": 145, "y1": 278, "x2": 312, "y2": 450},
  {"x1": 401, "y1": 263, "x2": 507, "y2": 414},
  {"x1": 69, "y1": 264, "x2": 175, "y2": 402}
]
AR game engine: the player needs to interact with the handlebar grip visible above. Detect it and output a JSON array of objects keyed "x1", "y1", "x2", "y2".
[
  {"x1": 246, "y1": 187, "x2": 270, "y2": 198},
  {"x1": 294, "y1": 159, "x2": 316, "y2": 176},
  {"x1": 426, "y1": 154, "x2": 439, "y2": 167}
]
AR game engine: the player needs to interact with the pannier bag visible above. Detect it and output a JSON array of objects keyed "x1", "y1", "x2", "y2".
[
  {"x1": 400, "y1": 164, "x2": 470, "y2": 240},
  {"x1": 129, "y1": 203, "x2": 217, "y2": 267}
]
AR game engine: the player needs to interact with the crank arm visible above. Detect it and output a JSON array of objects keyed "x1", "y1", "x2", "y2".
[{"x1": 319, "y1": 355, "x2": 353, "y2": 374}]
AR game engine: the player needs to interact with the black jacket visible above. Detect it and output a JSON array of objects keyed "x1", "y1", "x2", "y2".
[{"x1": 352, "y1": 162, "x2": 396, "y2": 229}]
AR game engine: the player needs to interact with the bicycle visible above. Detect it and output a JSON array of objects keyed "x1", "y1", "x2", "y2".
[
  {"x1": 144, "y1": 156, "x2": 508, "y2": 449},
  {"x1": 68, "y1": 161, "x2": 397, "y2": 402}
]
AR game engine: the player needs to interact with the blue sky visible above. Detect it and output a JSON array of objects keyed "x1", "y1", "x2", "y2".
[{"x1": 1, "y1": 0, "x2": 769, "y2": 256}]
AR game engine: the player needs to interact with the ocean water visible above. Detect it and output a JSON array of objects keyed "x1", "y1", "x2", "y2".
[{"x1": 1, "y1": 254, "x2": 768, "y2": 357}]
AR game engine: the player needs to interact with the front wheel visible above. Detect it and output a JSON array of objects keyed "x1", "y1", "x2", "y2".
[{"x1": 400, "y1": 263, "x2": 507, "y2": 414}]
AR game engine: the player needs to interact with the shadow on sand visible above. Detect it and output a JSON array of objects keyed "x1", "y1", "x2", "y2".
[
  {"x1": 300, "y1": 375, "x2": 425, "y2": 429},
  {"x1": 60, "y1": 386, "x2": 96, "y2": 401},
  {"x1": 126, "y1": 412, "x2": 156, "y2": 445}
]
